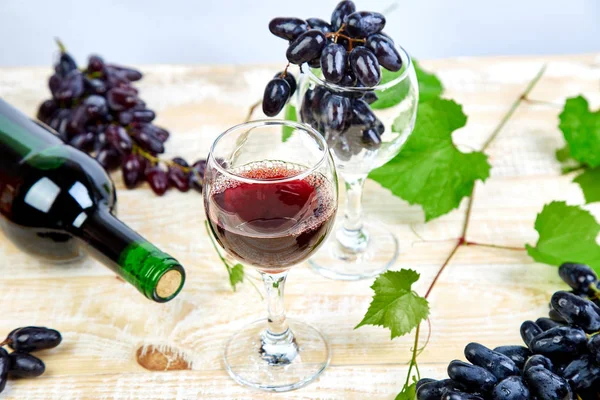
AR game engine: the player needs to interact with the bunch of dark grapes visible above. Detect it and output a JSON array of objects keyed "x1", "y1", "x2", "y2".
[
  {"x1": 417, "y1": 263, "x2": 600, "y2": 400},
  {"x1": 37, "y1": 40, "x2": 206, "y2": 196},
  {"x1": 0, "y1": 326, "x2": 62, "y2": 394},
  {"x1": 263, "y1": 1, "x2": 403, "y2": 158}
]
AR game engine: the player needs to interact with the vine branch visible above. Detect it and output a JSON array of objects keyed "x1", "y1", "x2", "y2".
[{"x1": 403, "y1": 63, "x2": 548, "y2": 390}]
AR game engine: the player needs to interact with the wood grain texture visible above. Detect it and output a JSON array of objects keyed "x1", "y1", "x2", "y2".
[{"x1": 0, "y1": 53, "x2": 599, "y2": 399}]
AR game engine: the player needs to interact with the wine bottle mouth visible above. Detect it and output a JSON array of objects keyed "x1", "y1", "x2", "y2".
[{"x1": 153, "y1": 264, "x2": 185, "y2": 302}]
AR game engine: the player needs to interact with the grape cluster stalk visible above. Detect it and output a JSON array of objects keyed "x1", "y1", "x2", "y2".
[
  {"x1": 37, "y1": 40, "x2": 206, "y2": 196},
  {"x1": 417, "y1": 263, "x2": 600, "y2": 399},
  {"x1": 263, "y1": 0, "x2": 404, "y2": 159},
  {"x1": 0, "y1": 327, "x2": 62, "y2": 394}
]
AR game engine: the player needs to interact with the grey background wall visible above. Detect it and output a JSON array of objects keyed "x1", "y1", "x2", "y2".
[{"x1": 0, "y1": 0, "x2": 598, "y2": 66}]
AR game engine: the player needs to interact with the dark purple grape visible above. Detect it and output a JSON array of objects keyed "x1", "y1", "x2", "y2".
[
  {"x1": 362, "y1": 91, "x2": 378, "y2": 104},
  {"x1": 300, "y1": 89, "x2": 319, "y2": 129},
  {"x1": 84, "y1": 77, "x2": 108, "y2": 94},
  {"x1": 349, "y1": 47, "x2": 381, "y2": 87},
  {"x1": 523, "y1": 354, "x2": 553, "y2": 372},
  {"x1": 106, "y1": 87, "x2": 138, "y2": 111},
  {"x1": 87, "y1": 55, "x2": 105, "y2": 72},
  {"x1": 67, "y1": 105, "x2": 90, "y2": 135},
  {"x1": 320, "y1": 93, "x2": 352, "y2": 134},
  {"x1": 344, "y1": 11, "x2": 386, "y2": 38},
  {"x1": 339, "y1": 69, "x2": 358, "y2": 86},
  {"x1": 122, "y1": 153, "x2": 144, "y2": 189},
  {"x1": 320, "y1": 43, "x2": 347, "y2": 83},
  {"x1": 550, "y1": 290, "x2": 600, "y2": 332},
  {"x1": 463, "y1": 342, "x2": 519, "y2": 381},
  {"x1": 491, "y1": 376, "x2": 529, "y2": 400},
  {"x1": 131, "y1": 129, "x2": 164, "y2": 154},
  {"x1": 562, "y1": 355, "x2": 600, "y2": 391},
  {"x1": 366, "y1": 33, "x2": 402, "y2": 72},
  {"x1": 105, "y1": 68, "x2": 131, "y2": 89},
  {"x1": 168, "y1": 157, "x2": 190, "y2": 192},
  {"x1": 548, "y1": 308, "x2": 567, "y2": 323},
  {"x1": 352, "y1": 98, "x2": 376, "y2": 126},
  {"x1": 415, "y1": 379, "x2": 466, "y2": 400},
  {"x1": 559, "y1": 262, "x2": 598, "y2": 293},
  {"x1": 361, "y1": 128, "x2": 381, "y2": 150},
  {"x1": 331, "y1": 0, "x2": 356, "y2": 31},
  {"x1": 190, "y1": 159, "x2": 206, "y2": 193},
  {"x1": 524, "y1": 366, "x2": 572, "y2": 399},
  {"x1": 83, "y1": 95, "x2": 109, "y2": 119},
  {"x1": 588, "y1": 334, "x2": 600, "y2": 363},
  {"x1": 146, "y1": 167, "x2": 169, "y2": 196},
  {"x1": 262, "y1": 78, "x2": 291, "y2": 117},
  {"x1": 529, "y1": 326, "x2": 587, "y2": 356},
  {"x1": 286, "y1": 30, "x2": 327, "y2": 65},
  {"x1": 8, "y1": 327, "x2": 62, "y2": 353},
  {"x1": 493, "y1": 346, "x2": 531, "y2": 371},
  {"x1": 51, "y1": 70, "x2": 85, "y2": 101},
  {"x1": 96, "y1": 148, "x2": 122, "y2": 171},
  {"x1": 0, "y1": 348, "x2": 8, "y2": 393},
  {"x1": 69, "y1": 132, "x2": 96, "y2": 151},
  {"x1": 269, "y1": 17, "x2": 308, "y2": 41},
  {"x1": 55, "y1": 52, "x2": 77, "y2": 77},
  {"x1": 535, "y1": 317, "x2": 565, "y2": 331},
  {"x1": 48, "y1": 108, "x2": 72, "y2": 138},
  {"x1": 447, "y1": 360, "x2": 497, "y2": 392},
  {"x1": 273, "y1": 72, "x2": 297, "y2": 96},
  {"x1": 105, "y1": 125, "x2": 133, "y2": 155},
  {"x1": 308, "y1": 57, "x2": 321, "y2": 69},
  {"x1": 307, "y1": 18, "x2": 332, "y2": 34},
  {"x1": 372, "y1": 117, "x2": 385, "y2": 135},
  {"x1": 8, "y1": 352, "x2": 45, "y2": 378},
  {"x1": 415, "y1": 378, "x2": 436, "y2": 391},
  {"x1": 441, "y1": 391, "x2": 483, "y2": 400},
  {"x1": 37, "y1": 99, "x2": 58, "y2": 123},
  {"x1": 520, "y1": 320, "x2": 543, "y2": 347},
  {"x1": 141, "y1": 124, "x2": 169, "y2": 143},
  {"x1": 118, "y1": 109, "x2": 156, "y2": 125},
  {"x1": 106, "y1": 64, "x2": 143, "y2": 81}
]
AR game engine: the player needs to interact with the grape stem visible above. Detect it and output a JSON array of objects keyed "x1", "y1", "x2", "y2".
[
  {"x1": 400, "y1": 64, "x2": 547, "y2": 393},
  {"x1": 131, "y1": 144, "x2": 192, "y2": 173},
  {"x1": 55, "y1": 37, "x2": 67, "y2": 53},
  {"x1": 0, "y1": 339, "x2": 11, "y2": 347}
]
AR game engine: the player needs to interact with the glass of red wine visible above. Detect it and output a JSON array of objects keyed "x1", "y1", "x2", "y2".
[{"x1": 204, "y1": 120, "x2": 338, "y2": 392}]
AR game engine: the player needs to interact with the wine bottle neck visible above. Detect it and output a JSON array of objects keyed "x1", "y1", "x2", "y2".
[{"x1": 77, "y1": 207, "x2": 185, "y2": 302}]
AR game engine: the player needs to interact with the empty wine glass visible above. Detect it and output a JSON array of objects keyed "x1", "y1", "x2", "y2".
[
  {"x1": 204, "y1": 120, "x2": 338, "y2": 392},
  {"x1": 296, "y1": 44, "x2": 418, "y2": 280}
]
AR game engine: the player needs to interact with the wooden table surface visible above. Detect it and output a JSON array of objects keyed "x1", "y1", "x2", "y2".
[{"x1": 1, "y1": 54, "x2": 599, "y2": 399}]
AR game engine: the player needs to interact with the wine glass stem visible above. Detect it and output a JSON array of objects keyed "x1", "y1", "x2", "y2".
[
  {"x1": 260, "y1": 271, "x2": 298, "y2": 365},
  {"x1": 336, "y1": 175, "x2": 369, "y2": 253}
]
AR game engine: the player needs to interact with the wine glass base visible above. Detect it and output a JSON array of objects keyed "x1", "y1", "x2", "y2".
[
  {"x1": 223, "y1": 318, "x2": 330, "y2": 392},
  {"x1": 308, "y1": 221, "x2": 399, "y2": 280}
]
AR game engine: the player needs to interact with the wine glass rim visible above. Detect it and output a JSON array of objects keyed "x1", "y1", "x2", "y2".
[
  {"x1": 208, "y1": 119, "x2": 330, "y2": 184},
  {"x1": 301, "y1": 44, "x2": 412, "y2": 93}
]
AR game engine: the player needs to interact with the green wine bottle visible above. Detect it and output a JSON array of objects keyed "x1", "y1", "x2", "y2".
[{"x1": 0, "y1": 99, "x2": 185, "y2": 302}]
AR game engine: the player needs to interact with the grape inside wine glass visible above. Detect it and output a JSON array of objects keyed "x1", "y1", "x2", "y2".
[
  {"x1": 204, "y1": 120, "x2": 338, "y2": 392},
  {"x1": 297, "y1": 44, "x2": 418, "y2": 280}
]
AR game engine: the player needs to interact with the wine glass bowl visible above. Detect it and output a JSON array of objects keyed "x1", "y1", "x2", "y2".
[
  {"x1": 296, "y1": 45, "x2": 419, "y2": 280},
  {"x1": 203, "y1": 120, "x2": 338, "y2": 391}
]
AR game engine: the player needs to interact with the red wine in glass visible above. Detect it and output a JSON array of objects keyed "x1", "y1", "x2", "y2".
[{"x1": 206, "y1": 161, "x2": 336, "y2": 270}]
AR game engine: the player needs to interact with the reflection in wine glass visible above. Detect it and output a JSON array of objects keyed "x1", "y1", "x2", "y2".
[{"x1": 204, "y1": 120, "x2": 338, "y2": 392}]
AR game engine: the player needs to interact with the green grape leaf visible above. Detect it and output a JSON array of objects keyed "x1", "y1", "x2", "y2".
[
  {"x1": 355, "y1": 269, "x2": 429, "y2": 339},
  {"x1": 556, "y1": 145, "x2": 572, "y2": 163},
  {"x1": 559, "y1": 96, "x2": 600, "y2": 168},
  {"x1": 526, "y1": 201, "x2": 600, "y2": 274},
  {"x1": 414, "y1": 60, "x2": 444, "y2": 103},
  {"x1": 371, "y1": 60, "x2": 443, "y2": 110},
  {"x1": 282, "y1": 104, "x2": 297, "y2": 142},
  {"x1": 228, "y1": 263, "x2": 245, "y2": 291},
  {"x1": 574, "y1": 167, "x2": 600, "y2": 204},
  {"x1": 369, "y1": 98, "x2": 491, "y2": 221},
  {"x1": 395, "y1": 383, "x2": 417, "y2": 400}
]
